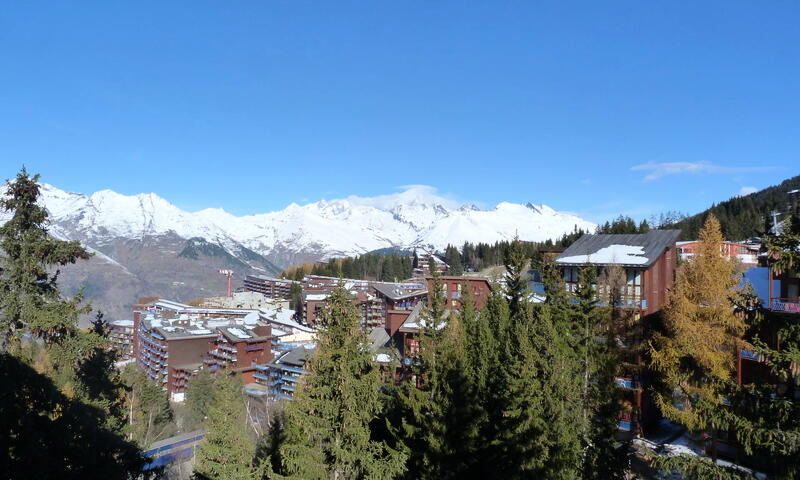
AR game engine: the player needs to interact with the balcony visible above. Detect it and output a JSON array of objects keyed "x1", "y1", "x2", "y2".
[
  {"x1": 770, "y1": 298, "x2": 800, "y2": 314},
  {"x1": 217, "y1": 344, "x2": 238, "y2": 354},
  {"x1": 210, "y1": 350, "x2": 237, "y2": 362},
  {"x1": 615, "y1": 377, "x2": 641, "y2": 390},
  {"x1": 740, "y1": 349, "x2": 763, "y2": 361}
]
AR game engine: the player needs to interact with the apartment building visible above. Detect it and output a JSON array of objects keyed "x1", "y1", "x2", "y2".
[
  {"x1": 555, "y1": 229, "x2": 682, "y2": 437},
  {"x1": 242, "y1": 275, "x2": 299, "y2": 299},
  {"x1": 109, "y1": 319, "x2": 135, "y2": 359},
  {"x1": 677, "y1": 240, "x2": 760, "y2": 267},
  {"x1": 208, "y1": 324, "x2": 272, "y2": 383},
  {"x1": 425, "y1": 275, "x2": 491, "y2": 310}
]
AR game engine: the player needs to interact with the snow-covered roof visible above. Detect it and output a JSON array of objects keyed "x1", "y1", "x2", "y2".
[
  {"x1": 374, "y1": 353, "x2": 392, "y2": 363},
  {"x1": 305, "y1": 293, "x2": 329, "y2": 301},
  {"x1": 259, "y1": 308, "x2": 314, "y2": 333},
  {"x1": 556, "y1": 230, "x2": 681, "y2": 267}
]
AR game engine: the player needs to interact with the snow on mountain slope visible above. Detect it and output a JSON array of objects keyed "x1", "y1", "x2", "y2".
[{"x1": 3, "y1": 183, "x2": 595, "y2": 266}]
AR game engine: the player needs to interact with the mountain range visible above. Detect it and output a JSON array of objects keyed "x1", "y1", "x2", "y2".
[{"x1": 0, "y1": 183, "x2": 595, "y2": 319}]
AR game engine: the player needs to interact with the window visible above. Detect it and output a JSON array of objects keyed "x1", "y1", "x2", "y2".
[
  {"x1": 625, "y1": 269, "x2": 642, "y2": 300},
  {"x1": 563, "y1": 267, "x2": 579, "y2": 283}
]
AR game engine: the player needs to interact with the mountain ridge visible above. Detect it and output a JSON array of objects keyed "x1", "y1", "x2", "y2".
[{"x1": 0, "y1": 182, "x2": 595, "y2": 319}]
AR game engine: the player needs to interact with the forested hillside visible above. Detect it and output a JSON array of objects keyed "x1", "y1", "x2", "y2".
[
  {"x1": 280, "y1": 228, "x2": 590, "y2": 281},
  {"x1": 665, "y1": 174, "x2": 800, "y2": 240}
]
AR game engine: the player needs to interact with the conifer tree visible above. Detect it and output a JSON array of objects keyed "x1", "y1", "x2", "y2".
[
  {"x1": 392, "y1": 264, "x2": 449, "y2": 478},
  {"x1": 577, "y1": 267, "x2": 628, "y2": 480},
  {"x1": 121, "y1": 364, "x2": 174, "y2": 446},
  {"x1": 274, "y1": 285, "x2": 406, "y2": 479},
  {"x1": 649, "y1": 215, "x2": 752, "y2": 477},
  {"x1": 0, "y1": 168, "x2": 91, "y2": 351},
  {"x1": 444, "y1": 245, "x2": 463, "y2": 275},
  {"x1": 650, "y1": 215, "x2": 749, "y2": 430},
  {"x1": 194, "y1": 373, "x2": 266, "y2": 480},
  {"x1": 186, "y1": 369, "x2": 215, "y2": 427},
  {"x1": 392, "y1": 278, "x2": 487, "y2": 479},
  {"x1": 0, "y1": 168, "x2": 145, "y2": 478}
]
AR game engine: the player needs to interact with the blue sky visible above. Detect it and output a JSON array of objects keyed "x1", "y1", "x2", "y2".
[{"x1": 1, "y1": 1, "x2": 797, "y2": 222}]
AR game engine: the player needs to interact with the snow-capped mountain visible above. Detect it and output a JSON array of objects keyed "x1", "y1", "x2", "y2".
[
  {"x1": 13, "y1": 184, "x2": 595, "y2": 264},
  {"x1": 0, "y1": 183, "x2": 595, "y2": 318}
]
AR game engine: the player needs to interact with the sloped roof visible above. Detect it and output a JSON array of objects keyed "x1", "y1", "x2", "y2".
[
  {"x1": 367, "y1": 327, "x2": 391, "y2": 351},
  {"x1": 556, "y1": 230, "x2": 681, "y2": 267},
  {"x1": 277, "y1": 346, "x2": 314, "y2": 367},
  {"x1": 372, "y1": 283, "x2": 428, "y2": 301}
]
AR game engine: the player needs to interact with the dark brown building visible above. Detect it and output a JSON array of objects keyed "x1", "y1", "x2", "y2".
[
  {"x1": 425, "y1": 275, "x2": 491, "y2": 310},
  {"x1": 208, "y1": 325, "x2": 273, "y2": 384},
  {"x1": 555, "y1": 230, "x2": 682, "y2": 437}
]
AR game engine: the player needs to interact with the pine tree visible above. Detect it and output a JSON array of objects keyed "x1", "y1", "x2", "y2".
[
  {"x1": 121, "y1": 364, "x2": 174, "y2": 446},
  {"x1": 444, "y1": 245, "x2": 463, "y2": 275},
  {"x1": 0, "y1": 168, "x2": 145, "y2": 478},
  {"x1": 194, "y1": 373, "x2": 267, "y2": 480},
  {"x1": 186, "y1": 369, "x2": 215, "y2": 428},
  {"x1": 577, "y1": 267, "x2": 628, "y2": 480},
  {"x1": 391, "y1": 274, "x2": 487, "y2": 479},
  {"x1": 0, "y1": 168, "x2": 91, "y2": 351},
  {"x1": 274, "y1": 285, "x2": 406, "y2": 479}
]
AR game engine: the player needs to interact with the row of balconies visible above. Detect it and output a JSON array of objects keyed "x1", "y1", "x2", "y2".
[
  {"x1": 141, "y1": 343, "x2": 167, "y2": 358},
  {"x1": 210, "y1": 350, "x2": 237, "y2": 362},
  {"x1": 770, "y1": 297, "x2": 800, "y2": 314},
  {"x1": 216, "y1": 343, "x2": 238, "y2": 353},
  {"x1": 138, "y1": 332, "x2": 166, "y2": 350}
]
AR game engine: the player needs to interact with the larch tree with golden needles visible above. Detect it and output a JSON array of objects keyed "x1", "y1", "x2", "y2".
[{"x1": 649, "y1": 215, "x2": 752, "y2": 476}]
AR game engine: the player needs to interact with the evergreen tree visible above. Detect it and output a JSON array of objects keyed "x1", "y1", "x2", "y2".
[
  {"x1": 194, "y1": 373, "x2": 266, "y2": 480},
  {"x1": 121, "y1": 364, "x2": 174, "y2": 446},
  {"x1": 0, "y1": 168, "x2": 91, "y2": 351},
  {"x1": 274, "y1": 285, "x2": 406, "y2": 479},
  {"x1": 186, "y1": 369, "x2": 215, "y2": 427},
  {"x1": 0, "y1": 168, "x2": 145, "y2": 478},
  {"x1": 392, "y1": 272, "x2": 487, "y2": 479},
  {"x1": 444, "y1": 245, "x2": 463, "y2": 275},
  {"x1": 577, "y1": 268, "x2": 628, "y2": 480}
]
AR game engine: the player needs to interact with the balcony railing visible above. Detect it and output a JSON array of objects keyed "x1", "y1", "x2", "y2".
[
  {"x1": 740, "y1": 349, "x2": 763, "y2": 361},
  {"x1": 615, "y1": 377, "x2": 641, "y2": 390},
  {"x1": 770, "y1": 297, "x2": 800, "y2": 313}
]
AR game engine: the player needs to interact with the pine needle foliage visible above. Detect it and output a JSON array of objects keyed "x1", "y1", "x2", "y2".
[
  {"x1": 275, "y1": 285, "x2": 406, "y2": 479},
  {"x1": 0, "y1": 168, "x2": 91, "y2": 350},
  {"x1": 0, "y1": 168, "x2": 145, "y2": 478},
  {"x1": 650, "y1": 215, "x2": 750, "y2": 430},
  {"x1": 194, "y1": 373, "x2": 267, "y2": 480}
]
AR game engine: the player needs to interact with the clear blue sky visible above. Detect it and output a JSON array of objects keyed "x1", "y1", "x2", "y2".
[{"x1": 1, "y1": 1, "x2": 797, "y2": 222}]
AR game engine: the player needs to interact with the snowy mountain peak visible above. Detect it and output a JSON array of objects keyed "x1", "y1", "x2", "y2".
[{"x1": 5, "y1": 182, "x2": 596, "y2": 269}]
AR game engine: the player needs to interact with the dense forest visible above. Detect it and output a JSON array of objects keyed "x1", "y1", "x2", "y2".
[
  {"x1": 663, "y1": 174, "x2": 800, "y2": 240},
  {"x1": 280, "y1": 228, "x2": 591, "y2": 281}
]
